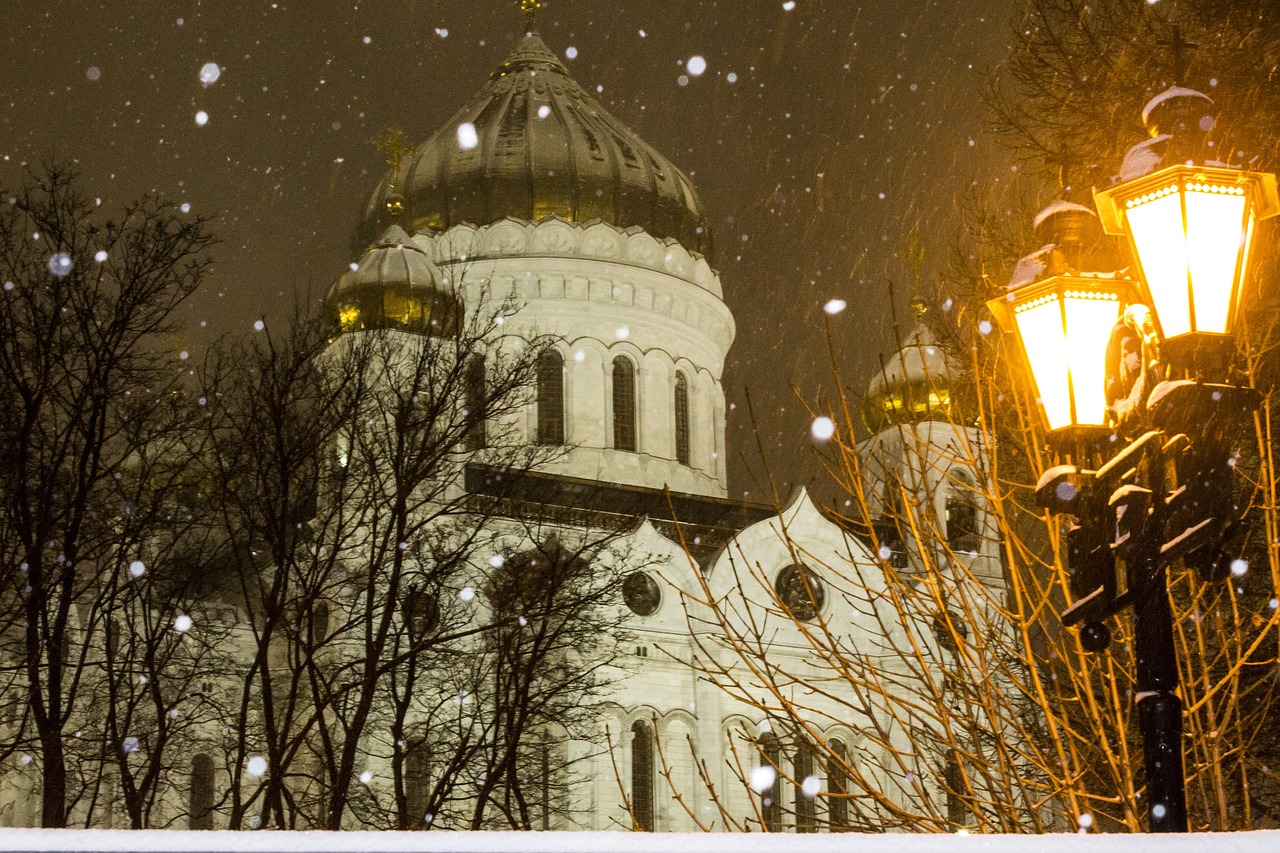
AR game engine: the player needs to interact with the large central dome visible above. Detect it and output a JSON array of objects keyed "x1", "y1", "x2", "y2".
[{"x1": 358, "y1": 31, "x2": 712, "y2": 259}]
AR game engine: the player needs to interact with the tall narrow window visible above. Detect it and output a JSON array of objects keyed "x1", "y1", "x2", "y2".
[
  {"x1": 631, "y1": 721, "x2": 655, "y2": 831},
  {"x1": 794, "y1": 744, "x2": 816, "y2": 833},
  {"x1": 405, "y1": 740, "x2": 432, "y2": 829},
  {"x1": 189, "y1": 753, "x2": 215, "y2": 830},
  {"x1": 536, "y1": 350, "x2": 565, "y2": 445},
  {"x1": 612, "y1": 356, "x2": 636, "y2": 451},
  {"x1": 760, "y1": 733, "x2": 782, "y2": 831},
  {"x1": 946, "y1": 471, "x2": 982, "y2": 553},
  {"x1": 464, "y1": 354, "x2": 487, "y2": 449},
  {"x1": 312, "y1": 601, "x2": 330, "y2": 644},
  {"x1": 674, "y1": 372, "x2": 690, "y2": 464},
  {"x1": 945, "y1": 748, "x2": 968, "y2": 826},
  {"x1": 828, "y1": 740, "x2": 849, "y2": 831},
  {"x1": 538, "y1": 735, "x2": 553, "y2": 830}
]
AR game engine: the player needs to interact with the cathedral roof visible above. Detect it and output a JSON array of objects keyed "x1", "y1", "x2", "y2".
[{"x1": 358, "y1": 31, "x2": 712, "y2": 260}]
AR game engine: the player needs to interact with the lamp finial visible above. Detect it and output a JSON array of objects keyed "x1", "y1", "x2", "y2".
[{"x1": 520, "y1": 0, "x2": 542, "y2": 33}]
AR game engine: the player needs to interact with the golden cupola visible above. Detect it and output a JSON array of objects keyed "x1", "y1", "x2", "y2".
[
  {"x1": 861, "y1": 301, "x2": 961, "y2": 432},
  {"x1": 326, "y1": 224, "x2": 459, "y2": 336},
  {"x1": 356, "y1": 26, "x2": 712, "y2": 259}
]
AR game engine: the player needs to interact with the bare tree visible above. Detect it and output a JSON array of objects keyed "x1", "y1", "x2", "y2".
[{"x1": 0, "y1": 166, "x2": 213, "y2": 827}]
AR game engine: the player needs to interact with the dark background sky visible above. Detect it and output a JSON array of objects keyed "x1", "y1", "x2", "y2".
[{"x1": 1, "y1": 0, "x2": 1019, "y2": 505}]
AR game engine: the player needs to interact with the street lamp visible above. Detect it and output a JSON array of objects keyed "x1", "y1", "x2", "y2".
[
  {"x1": 988, "y1": 88, "x2": 1276, "y2": 833},
  {"x1": 986, "y1": 202, "x2": 1136, "y2": 438},
  {"x1": 1095, "y1": 89, "x2": 1279, "y2": 371}
]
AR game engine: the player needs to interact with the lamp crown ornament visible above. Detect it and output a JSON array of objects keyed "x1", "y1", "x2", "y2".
[{"x1": 520, "y1": 0, "x2": 542, "y2": 32}]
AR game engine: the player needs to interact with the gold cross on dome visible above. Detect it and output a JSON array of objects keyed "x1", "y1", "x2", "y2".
[{"x1": 373, "y1": 124, "x2": 412, "y2": 179}]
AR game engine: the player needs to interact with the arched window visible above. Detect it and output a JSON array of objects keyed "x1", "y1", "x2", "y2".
[
  {"x1": 759, "y1": 732, "x2": 782, "y2": 831},
  {"x1": 945, "y1": 471, "x2": 981, "y2": 553},
  {"x1": 794, "y1": 743, "x2": 816, "y2": 833},
  {"x1": 189, "y1": 752, "x2": 215, "y2": 830},
  {"x1": 405, "y1": 739, "x2": 432, "y2": 829},
  {"x1": 612, "y1": 356, "x2": 637, "y2": 452},
  {"x1": 536, "y1": 350, "x2": 565, "y2": 445},
  {"x1": 105, "y1": 617, "x2": 120, "y2": 661},
  {"x1": 828, "y1": 739, "x2": 850, "y2": 831},
  {"x1": 674, "y1": 372, "x2": 690, "y2": 465},
  {"x1": 313, "y1": 601, "x2": 330, "y2": 644},
  {"x1": 945, "y1": 748, "x2": 968, "y2": 826},
  {"x1": 464, "y1": 354, "x2": 487, "y2": 450},
  {"x1": 631, "y1": 720, "x2": 655, "y2": 831},
  {"x1": 531, "y1": 733, "x2": 554, "y2": 830},
  {"x1": 403, "y1": 585, "x2": 440, "y2": 641}
]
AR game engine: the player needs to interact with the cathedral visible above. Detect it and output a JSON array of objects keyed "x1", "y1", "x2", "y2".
[
  {"x1": 324, "y1": 11, "x2": 1004, "y2": 833},
  {"x1": 1, "y1": 7, "x2": 1005, "y2": 835}
]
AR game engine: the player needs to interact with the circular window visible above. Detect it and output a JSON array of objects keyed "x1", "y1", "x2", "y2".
[
  {"x1": 622, "y1": 572, "x2": 662, "y2": 616},
  {"x1": 775, "y1": 565, "x2": 824, "y2": 621}
]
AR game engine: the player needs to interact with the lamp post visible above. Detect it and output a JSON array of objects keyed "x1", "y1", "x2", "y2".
[{"x1": 988, "y1": 87, "x2": 1277, "y2": 833}]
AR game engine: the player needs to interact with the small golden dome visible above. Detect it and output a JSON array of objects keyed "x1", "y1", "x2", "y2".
[
  {"x1": 357, "y1": 32, "x2": 712, "y2": 260},
  {"x1": 327, "y1": 225, "x2": 459, "y2": 337},
  {"x1": 861, "y1": 319, "x2": 959, "y2": 432}
]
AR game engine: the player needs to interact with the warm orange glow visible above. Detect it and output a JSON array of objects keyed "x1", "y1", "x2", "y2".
[
  {"x1": 1012, "y1": 287, "x2": 1121, "y2": 431},
  {"x1": 1096, "y1": 164, "x2": 1279, "y2": 344}
]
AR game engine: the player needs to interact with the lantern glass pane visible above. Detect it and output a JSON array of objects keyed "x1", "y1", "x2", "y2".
[
  {"x1": 1184, "y1": 185, "x2": 1248, "y2": 334},
  {"x1": 1014, "y1": 296, "x2": 1072, "y2": 431},
  {"x1": 1126, "y1": 191, "x2": 1192, "y2": 338},
  {"x1": 1064, "y1": 292, "x2": 1122, "y2": 427}
]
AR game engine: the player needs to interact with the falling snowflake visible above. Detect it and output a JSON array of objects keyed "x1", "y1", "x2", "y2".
[
  {"x1": 687, "y1": 56, "x2": 707, "y2": 76},
  {"x1": 811, "y1": 416, "x2": 835, "y2": 441},
  {"x1": 174, "y1": 614, "x2": 193, "y2": 633},
  {"x1": 1231, "y1": 559, "x2": 1248, "y2": 577},
  {"x1": 801, "y1": 776, "x2": 821, "y2": 798},
  {"x1": 254, "y1": 320, "x2": 265, "y2": 331},
  {"x1": 359, "y1": 770, "x2": 373, "y2": 785},
  {"x1": 86, "y1": 67, "x2": 101, "y2": 81},
  {"x1": 457, "y1": 122, "x2": 479, "y2": 150},
  {"x1": 94, "y1": 250, "x2": 108, "y2": 263},
  {"x1": 195, "y1": 110, "x2": 209, "y2": 126},
  {"x1": 459, "y1": 586, "x2": 476, "y2": 602},
  {"x1": 824, "y1": 299, "x2": 846, "y2": 314},
  {"x1": 199, "y1": 62, "x2": 221, "y2": 85},
  {"x1": 749, "y1": 765, "x2": 777, "y2": 793},
  {"x1": 247, "y1": 756, "x2": 268, "y2": 777},
  {"x1": 48, "y1": 252, "x2": 73, "y2": 277},
  {"x1": 122, "y1": 737, "x2": 139, "y2": 754},
  {"x1": 129, "y1": 560, "x2": 146, "y2": 578}
]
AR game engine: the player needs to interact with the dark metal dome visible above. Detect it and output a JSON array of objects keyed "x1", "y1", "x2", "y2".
[{"x1": 358, "y1": 33, "x2": 712, "y2": 260}]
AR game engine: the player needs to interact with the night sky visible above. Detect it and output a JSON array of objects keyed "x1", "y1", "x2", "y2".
[{"x1": 1, "y1": 0, "x2": 1019, "y2": 504}]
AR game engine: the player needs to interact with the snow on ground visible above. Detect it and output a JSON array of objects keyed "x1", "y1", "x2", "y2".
[{"x1": 1, "y1": 830, "x2": 1279, "y2": 853}]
